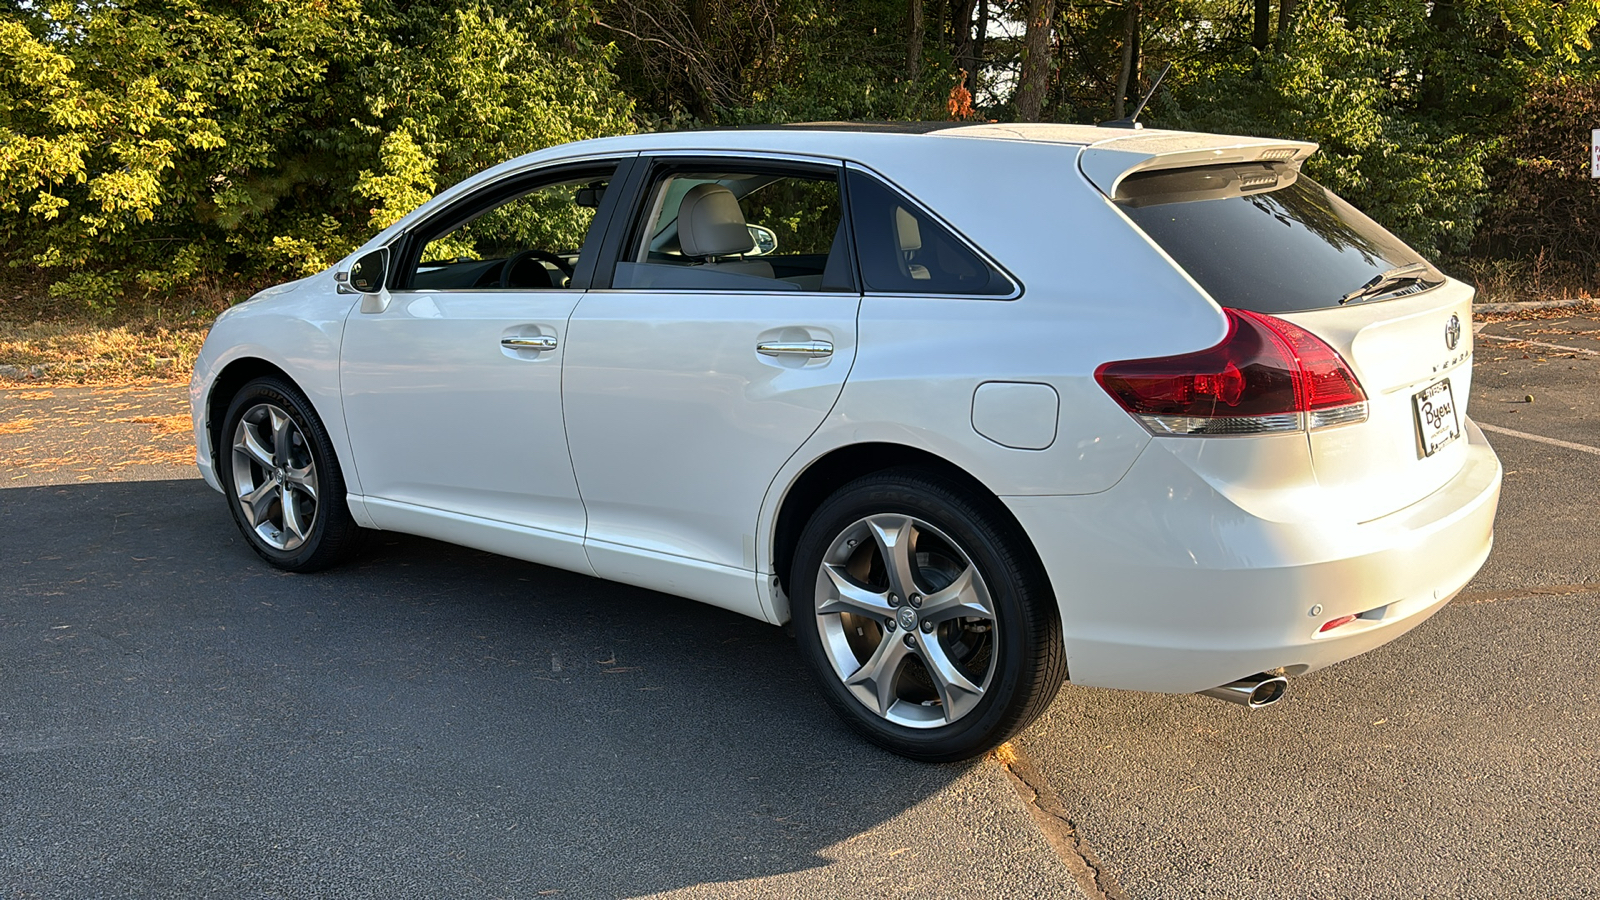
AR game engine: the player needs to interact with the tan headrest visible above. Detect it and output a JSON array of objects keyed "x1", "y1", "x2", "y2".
[
  {"x1": 894, "y1": 206, "x2": 922, "y2": 252},
  {"x1": 678, "y1": 183, "x2": 755, "y2": 258}
]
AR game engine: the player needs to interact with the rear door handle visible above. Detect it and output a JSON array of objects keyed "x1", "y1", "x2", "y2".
[
  {"x1": 756, "y1": 340, "x2": 833, "y2": 359},
  {"x1": 501, "y1": 335, "x2": 558, "y2": 352}
]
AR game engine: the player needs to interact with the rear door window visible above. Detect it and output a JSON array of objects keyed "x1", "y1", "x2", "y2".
[
  {"x1": 613, "y1": 166, "x2": 854, "y2": 293},
  {"x1": 1116, "y1": 164, "x2": 1443, "y2": 313}
]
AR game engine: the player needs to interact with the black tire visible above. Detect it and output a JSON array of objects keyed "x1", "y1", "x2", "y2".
[
  {"x1": 218, "y1": 376, "x2": 365, "y2": 572},
  {"x1": 790, "y1": 468, "x2": 1066, "y2": 761}
]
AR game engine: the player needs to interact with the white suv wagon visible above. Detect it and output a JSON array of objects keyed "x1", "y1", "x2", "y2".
[{"x1": 190, "y1": 123, "x2": 1502, "y2": 761}]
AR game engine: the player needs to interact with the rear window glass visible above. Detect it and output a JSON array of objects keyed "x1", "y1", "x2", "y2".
[{"x1": 1116, "y1": 164, "x2": 1442, "y2": 313}]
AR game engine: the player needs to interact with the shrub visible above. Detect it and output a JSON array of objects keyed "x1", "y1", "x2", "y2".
[{"x1": 1472, "y1": 75, "x2": 1600, "y2": 287}]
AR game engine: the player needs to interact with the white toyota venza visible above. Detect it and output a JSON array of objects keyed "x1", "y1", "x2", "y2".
[{"x1": 190, "y1": 123, "x2": 1502, "y2": 760}]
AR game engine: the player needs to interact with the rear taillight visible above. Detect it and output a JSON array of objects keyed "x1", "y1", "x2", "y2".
[{"x1": 1094, "y1": 308, "x2": 1368, "y2": 436}]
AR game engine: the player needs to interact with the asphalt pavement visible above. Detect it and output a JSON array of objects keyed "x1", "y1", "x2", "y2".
[
  {"x1": 3, "y1": 311, "x2": 1598, "y2": 899},
  {"x1": 1, "y1": 397, "x2": 1076, "y2": 898}
]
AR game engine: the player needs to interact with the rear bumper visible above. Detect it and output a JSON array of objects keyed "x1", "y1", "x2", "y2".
[{"x1": 1004, "y1": 419, "x2": 1501, "y2": 694}]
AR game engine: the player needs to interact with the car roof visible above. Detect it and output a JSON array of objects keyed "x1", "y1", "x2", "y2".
[
  {"x1": 564, "y1": 121, "x2": 1301, "y2": 153},
  {"x1": 524, "y1": 123, "x2": 1318, "y2": 197},
  {"x1": 367, "y1": 122, "x2": 1319, "y2": 252}
]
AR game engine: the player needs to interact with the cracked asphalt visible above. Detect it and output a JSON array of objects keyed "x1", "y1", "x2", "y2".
[{"x1": 3, "y1": 310, "x2": 1598, "y2": 899}]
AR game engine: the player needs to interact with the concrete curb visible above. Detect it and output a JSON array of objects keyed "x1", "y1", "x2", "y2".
[{"x1": 1473, "y1": 298, "x2": 1596, "y2": 314}]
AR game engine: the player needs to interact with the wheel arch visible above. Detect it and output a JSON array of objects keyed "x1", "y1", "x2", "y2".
[
  {"x1": 205, "y1": 357, "x2": 302, "y2": 472},
  {"x1": 770, "y1": 442, "x2": 1053, "y2": 607}
]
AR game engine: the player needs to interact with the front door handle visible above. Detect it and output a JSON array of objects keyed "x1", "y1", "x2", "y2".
[
  {"x1": 501, "y1": 335, "x2": 558, "y2": 352},
  {"x1": 756, "y1": 340, "x2": 833, "y2": 359}
]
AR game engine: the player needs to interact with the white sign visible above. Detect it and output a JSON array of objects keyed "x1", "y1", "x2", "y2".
[{"x1": 1593, "y1": 129, "x2": 1600, "y2": 178}]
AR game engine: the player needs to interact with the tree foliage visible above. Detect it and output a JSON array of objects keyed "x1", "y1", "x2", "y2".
[
  {"x1": 2, "y1": 0, "x2": 1598, "y2": 307},
  {"x1": 0, "y1": 0, "x2": 631, "y2": 306}
]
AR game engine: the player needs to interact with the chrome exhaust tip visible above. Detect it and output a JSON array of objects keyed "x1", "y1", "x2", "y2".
[{"x1": 1198, "y1": 673, "x2": 1287, "y2": 709}]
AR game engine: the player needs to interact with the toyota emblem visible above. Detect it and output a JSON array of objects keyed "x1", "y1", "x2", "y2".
[{"x1": 1445, "y1": 314, "x2": 1461, "y2": 351}]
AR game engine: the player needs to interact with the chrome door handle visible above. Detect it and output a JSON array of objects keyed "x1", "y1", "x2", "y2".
[
  {"x1": 756, "y1": 340, "x2": 833, "y2": 359},
  {"x1": 501, "y1": 335, "x2": 558, "y2": 351}
]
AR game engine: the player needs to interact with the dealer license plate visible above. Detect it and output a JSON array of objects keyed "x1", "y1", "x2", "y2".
[{"x1": 1413, "y1": 378, "x2": 1461, "y2": 457}]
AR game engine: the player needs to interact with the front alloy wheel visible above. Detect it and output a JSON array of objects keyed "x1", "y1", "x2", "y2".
[
  {"x1": 230, "y1": 402, "x2": 319, "y2": 551},
  {"x1": 219, "y1": 376, "x2": 363, "y2": 572}
]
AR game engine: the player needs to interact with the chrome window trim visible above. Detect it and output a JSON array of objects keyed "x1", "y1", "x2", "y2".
[
  {"x1": 576, "y1": 288, "x2": 856, "y2": 296},
  {"x1": 642, "y1": 148, "x2": 846, "y2": 166}
]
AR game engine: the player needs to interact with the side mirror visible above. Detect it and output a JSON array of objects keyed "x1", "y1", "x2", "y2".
[
  {"x1": 339, "y1": 248, "x2": 391, "y2": 313},
  {"x1": 746, "y1": 224, "x2": 778, "y2": 256}
]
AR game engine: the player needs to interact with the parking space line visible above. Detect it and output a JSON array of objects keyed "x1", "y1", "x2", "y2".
[
  {"x1": 1477, "y1": 422, "x2": 1600, "y2": 457},
  {"x1": 1477, "y1": 333, "x2": 1600, "y2": 356}
]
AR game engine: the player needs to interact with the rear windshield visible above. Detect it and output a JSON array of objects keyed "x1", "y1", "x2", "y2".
[{"x1": 1116, "y1": 163, "x2": 1442, "y2": 313}]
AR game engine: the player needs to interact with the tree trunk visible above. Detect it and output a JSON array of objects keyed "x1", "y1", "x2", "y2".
[
  {"x1": 1114, "y1": 1, "x2": 1139, "y2": 118},
  {"x1": 1253, "y1": 0, "x2": 1270, "y2": 50},
  {"x1": 1015, "y1": 0, "x2": 1056, "y2": 121},
  {"x1": 952, "y1": 0, "x2": 977, "y2": 95},
  {"x1": 686, "y1": 0, "x2": 716, "y2": 121},
  {"x1": 1276, "y1": 0, "x2": 1297, "y2": 52},
  {"x1": 908, "y1": 0, "x2": 925, "y2": 82}
]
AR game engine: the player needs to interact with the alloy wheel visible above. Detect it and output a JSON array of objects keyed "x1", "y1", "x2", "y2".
[
  {"x1": 812, "y1": 513, "x2": 999, "y2": 728},
  {"x1": 229, "y1": 402, "x2": 319, "y2": 552}
]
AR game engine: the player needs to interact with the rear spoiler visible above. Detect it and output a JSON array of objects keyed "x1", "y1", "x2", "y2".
[{"x1": 1077, "y1": 131, "x2": 1318, "y2": 199}]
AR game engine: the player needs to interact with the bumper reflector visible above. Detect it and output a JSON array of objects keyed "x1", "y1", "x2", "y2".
[{"x1": 1317, "y1": 614, "x2": 1359, "y2": 633}]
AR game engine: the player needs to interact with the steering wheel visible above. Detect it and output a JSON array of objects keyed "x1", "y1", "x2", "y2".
[{"x1": 499, "y1": 249, "x2": 576, "y2": 289}]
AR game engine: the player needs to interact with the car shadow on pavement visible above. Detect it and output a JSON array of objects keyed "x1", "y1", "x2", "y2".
[{"x1": 0, "y1": 480, "x2": 983, "y2": 898}]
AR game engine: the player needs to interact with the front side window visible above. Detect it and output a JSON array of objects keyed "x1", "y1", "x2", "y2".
[
  {"x1": 403, "y1": 172, "x2": 612, "y2": 291},
  {"x1": 613, "y1": 167, "x2": 853, "y2": 292}
]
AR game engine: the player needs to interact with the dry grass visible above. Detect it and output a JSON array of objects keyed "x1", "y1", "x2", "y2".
[
  {"x1": 0, "y1": 318, "x2": 212, "y2": 384},
  {"x1": 1457, "y1": 254, "x2": 1597, "y2": 306},
  {"x1": 0, "y1": 274, "x2": 247, "y2": 386},
  {"x1": 1474, "y1": 298, "x2": 1600, "y2": 324}
]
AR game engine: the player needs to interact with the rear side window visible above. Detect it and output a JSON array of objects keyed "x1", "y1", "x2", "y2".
[
  {"x1": 1117, "y1": 164, "x2": 1442, "y2": 313},
  {"x1": 847, "y1": 170, "x2": 1015, "y2": 296}
]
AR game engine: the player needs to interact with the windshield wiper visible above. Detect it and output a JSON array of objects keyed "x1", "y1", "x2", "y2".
[{"x1": 1339, "y1": 262, "x2": 1440, "y2": 305}]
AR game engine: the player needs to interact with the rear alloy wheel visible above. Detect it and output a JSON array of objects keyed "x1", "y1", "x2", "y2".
[
  {"x1": 791, "y1": 469, "x2": 1065, "y2": 761},
  {"x1": 220, "y1": 377, "x2": 363, "y2": 572}
]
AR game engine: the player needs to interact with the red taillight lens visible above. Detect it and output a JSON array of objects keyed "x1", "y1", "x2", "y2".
[{"x1": 1094, "y1": 308, "x2": 1368, "y2": 436}]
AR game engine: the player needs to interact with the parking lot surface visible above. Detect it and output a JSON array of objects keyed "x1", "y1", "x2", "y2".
[
  {"x1": 0, "y1": 478, "x2": 1076, "y2": 898},
  {"x1": 3, "y1": 309, "x2": 1598, "y2": 899}
]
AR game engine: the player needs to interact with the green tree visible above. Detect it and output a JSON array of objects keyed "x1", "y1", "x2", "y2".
[{"x1": 0, "y1": 0, "x2": 632, "y2": 307}]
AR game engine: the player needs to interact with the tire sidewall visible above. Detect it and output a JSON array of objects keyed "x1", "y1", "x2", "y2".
[{"x1": 791, "y1": 472, "x2": 1050, "y2": 761}]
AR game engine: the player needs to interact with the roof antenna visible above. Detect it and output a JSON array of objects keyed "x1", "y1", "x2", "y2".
[{"x1": 1099, "y1": 62, "x2": 1172, "y2": 130}]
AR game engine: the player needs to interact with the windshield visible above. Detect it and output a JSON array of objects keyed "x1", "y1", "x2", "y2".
[{"x1": 1117, "y1": 163, "x2": 1441, "y2": 314}]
